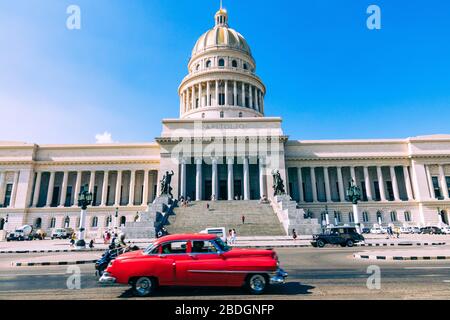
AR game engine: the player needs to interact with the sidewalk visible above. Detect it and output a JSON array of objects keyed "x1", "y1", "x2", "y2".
[{"x1": 354, "y1": 248, "x2": 450, "y2": 261}]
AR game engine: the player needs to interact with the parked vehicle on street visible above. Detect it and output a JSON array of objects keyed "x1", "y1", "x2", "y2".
[
  {"x1": 31, "y1": 229, "x2": 47, "y2": 240},
  {"x1": 362, "y1": 228, "x2": 371, "y2": 234},
  {"x1": 400, "y1": 227, "x2": 412, "y2": 234},
  {"x1": 441, "y1": 226, "x2": 450, "y2": 234},
  {"x1": 410, "y1": 227, "x2": 421, "y2": 234},
  {"x1": 51, "y1": 228, "x2": 74, "y2": 240},
  {"x1": 199, "y1": 227, "x2": 227, "y2": 243},
  {"x1": 99, "y1": 234, "x2": 287, "y2": 297},
  {"x1": 6, "y1": 225, "x2": 33, "y2": 241},
  {"x1": 311, "y1": 226, "x2": 365, "y2": 248},
  {"x1": 420, "y1": 226, "x2": 443, "y2": 235},
  {"x1": 370, "y1": 227, "x2": 385, "y2": 234}
]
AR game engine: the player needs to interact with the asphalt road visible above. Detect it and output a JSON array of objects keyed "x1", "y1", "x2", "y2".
[{"x1": 0, "y1": 247, "x2": 449, "y2": 300}]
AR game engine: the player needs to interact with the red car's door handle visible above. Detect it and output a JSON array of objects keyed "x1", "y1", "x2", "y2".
[{"x1": 188, "y1": 254, "x2": 198, "y2": 259}]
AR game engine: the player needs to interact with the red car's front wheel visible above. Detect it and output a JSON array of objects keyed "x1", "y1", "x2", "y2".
[
  {"x1": 246, "y1": 274, "x2": 268, "y2": 295},
  {"x1": 132, "y1": 277, "x2": 157, "y2": 297}
]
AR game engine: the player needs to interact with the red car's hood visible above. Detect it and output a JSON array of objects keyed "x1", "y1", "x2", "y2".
[{"x1": 116, "y1": 250, "x2": 145, "y2": 260}]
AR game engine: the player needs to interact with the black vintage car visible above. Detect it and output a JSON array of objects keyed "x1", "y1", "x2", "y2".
[
  {"x1": 311, "y1": 226, "x2": 365, "y2": 248},
  {"x1": 420, "y1": 226, "x2": 442, "y2": 235}
]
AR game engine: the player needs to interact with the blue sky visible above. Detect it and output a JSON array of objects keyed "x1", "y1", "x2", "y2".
[{"x1": 0, "y1": 0, "x2": 449, "y2": 144}]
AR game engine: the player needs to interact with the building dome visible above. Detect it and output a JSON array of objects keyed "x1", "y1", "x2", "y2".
[{"x1": 179, "y1": 7, "x2": 265, "y2": 120}]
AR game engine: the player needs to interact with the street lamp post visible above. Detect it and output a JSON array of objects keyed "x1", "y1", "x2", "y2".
[
  {"x1": 76, "y1": 187, "x2": 93, "y2": 249},
  {"x1": 114, "y1": 207, "x2": 119, "y2": 234},
  {"x1": 437, "y1": 207, "x2": 443, "y2": 227},
  {"x1": 346, "y1": 179, "x2": 362, "y2": 234},
  {"x1": 324, "y1": 205, "x2": 330, "y2": 227}
]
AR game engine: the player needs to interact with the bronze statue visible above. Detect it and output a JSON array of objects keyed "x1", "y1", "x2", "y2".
[
  {"x1": 346, "y1": 179, "x2": 361, "y2": 204},
  {"x1": 160, "y1": 170, "x2": 175, "y2": 198},
  {"x1": 272, "y1": 170, "x2": 286, "y2": 196}
]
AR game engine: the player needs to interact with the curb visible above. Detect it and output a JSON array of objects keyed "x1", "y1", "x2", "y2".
[
  {"x1": 357, "y1": 242, "x2": 446, "y2": 247},
  {"x1": 12, "y1": 260, "x2": 98, "y2": 267},
  {"x1": 234, "y1": 244, "x2": 311, "y2": 248},
  {"x1": 354, "y1": 253, "x2": 450, "y2": 261}
]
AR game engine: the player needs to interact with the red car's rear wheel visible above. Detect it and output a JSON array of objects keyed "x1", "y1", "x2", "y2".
[{"x1": 132, "y1": 277, "x2": 157, "y2": 297}]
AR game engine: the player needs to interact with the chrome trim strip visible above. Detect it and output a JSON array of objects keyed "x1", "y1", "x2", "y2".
[{"x1": 188, "y1": 270, "x2": 269, "y2": 274}]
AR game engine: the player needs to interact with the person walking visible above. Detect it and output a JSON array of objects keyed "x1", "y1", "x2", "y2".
[
  {"x1": 292, "y1": 229, "x2": 298, "y2": 241},
  {"x1": 206, "y1": 203, "x2": 210, "y2": 211},
  {"x1": 231, "y1": 229, "x2": 237, "y2": 245},
  {"x1": 69, "y1": 233, "x2": 76, "y2": 247},
  {"x1": 242, "y1": 215, "x2": 245, "y2": 224},
  {"x1": 227, "y1": 229, "x2": 232, "y2": 245}
]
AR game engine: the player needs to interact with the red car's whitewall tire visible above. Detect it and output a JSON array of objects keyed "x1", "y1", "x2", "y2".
[
  {"x1": 132, "y1": 277, "x2": 157, "y2": 297},
  {"x1": 246, "y1": 274, "x2": 268, "y2": 295}
]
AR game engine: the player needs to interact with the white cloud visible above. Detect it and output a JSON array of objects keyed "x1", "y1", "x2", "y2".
[{"x1": 95, "y1": 131, "x2": 114, "y2": 144}]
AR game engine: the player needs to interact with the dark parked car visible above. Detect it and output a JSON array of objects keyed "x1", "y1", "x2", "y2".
[
  {"x1": 362, "y1": 228, "x2": 371, "y2": 234},
  {"x1": 311, "y1": 227, "x2": 365, "y2": 248},
  {"x1": 420, "y1": 226, "x2": 442, "y2": 235}
]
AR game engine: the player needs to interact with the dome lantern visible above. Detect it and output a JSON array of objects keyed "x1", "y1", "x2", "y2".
[{"x1": 215, "y1": 8, "x2": 228, "y2": 27}]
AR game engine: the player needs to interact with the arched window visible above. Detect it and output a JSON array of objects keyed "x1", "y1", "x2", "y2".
[
  {"x1": 218, "y1": 58, "x2": 225, "y2": 67},
  {"x1": 362, "y1": 211, "x2": 369, "y2": 223},
  {"x1": 92, "y1": 216, "x2": 98, "y2": 228},
  {"x1": 220, "y1": 111, "x2": 224, "y2": 118},
  {"x1": 390, "y1": 211, "x2": 397, "y2": 222},
  {"x1": 0, "y1": 218, "x2": 4, "y2": 231},
  {"x1": 35, "y1": 218, "x2": 42, "y2": 229},
  {"x1": 404, "y1": 211, "x2": 411, "y2": 222},
  {"x1": 376, "y1": 211, "x2": 383, "y2": 224},
  {"x1": 64, "y1": 216, "x2": 70, "y2": 228},
  {"x1": 50, "y1": 217, "x2": 56, "y2": 228},
  {"x1": 120, "y1": 216, "x2": 126, "y2": 227},
  {"x1": 348, "y1": 212, "x2": 354, "y2": 223},
  {"x1": 196, "y1": 64, "x2": 200, "y2": 71},
  {"x1": 232, "y1": 60, "x2": 238, "y2": 68},
  {"x1": 106, "y1": 215, "x2": 112, "y2": 227},
  {"x1": 206, "y1": 60, "x2": 211, "y2": 68},
  {"x1": 243, "y1": 63, "x2": 248, "y2": 70},
  {"x1": 202, "y1": 113, "x2": 206, "y2": 119},
  {"x1": 238, "y1": 112, "x2": 243, "y2": 118}
]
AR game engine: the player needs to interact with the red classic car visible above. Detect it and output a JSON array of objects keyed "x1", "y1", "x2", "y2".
[{"x1": 99, "y1": 234, "x2": 287, "y2": 297}]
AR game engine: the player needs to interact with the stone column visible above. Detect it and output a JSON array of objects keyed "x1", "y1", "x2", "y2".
[
  {"x1": 88, "y1": 171, "x2": 96, "y2": 194},
  {"x1": 242, "y1": 82, "x2": 246, "y2": 107},
  {"x1": 310, "y1": 167, "x2": 318, "y2": 202},
  {"x1": 243, "y1": 157, "x2": 250, "y2": 200},
  {"x1": 101, "y1": 171, "x2": 109, "y2": 206},
  {"x1": 215, "y1": 80, "x2": 219, "y2": 106},
  {"x1": 377, "y1": 166, "x2": 387, "y2": 201},
  {"x1": 323, "y1": 167, "x2": 331, "y2": 202},
  {"x1": 142, "y1": 170, "x2": 149, "y2": 206},
  {"x1": 180, "y1": 160, "x2": 187, "y2": 199},
  {"x1": 206, "y1": 81, "x2": 210, "y2": 106},
  {"x1": 403, "y1": 166, "x2": 414, "y2": 200},
  {"x1": 32, "y1": 172, "x2": 42, "y2": 207},
  {"x1": 224, "y1": 81, "x2": 228, "y2": 106},
  {"x1": 259, "y1": 158, "x2": 267, "y2": 199},
  {"x1": 196, "y1": 158, "x2": 202, "y2": 201},
  {"x1": 227, "y1": 158, "x2": 234, "y2": 200},
  {"x1": 46, "y1": 171, "x2": 55, "y2": 207},
  {"x1": 350, "y1": 167, "x2": 356, "y2": 183},
  {"x1": 297, "y1": 168, "x2": 304, "y2": 202},
  {"x1": 114, "y1": 170, "x2": 122, "y2": 206},
  {"x1": 128, "y1": 170, "x2": 136, "y2": 206},
  {"x1": 191, "y1": 85, "x2": 195, "y2": 109},
  {"x1": 0, "y1": 172, "x2": 5, "y2": 202},
  {"x1": 249, "y1": 85, "x2": 253, "y2": 109},
  {"x1": 73, "y1": 171, "x2": 82, "y2": 207},
  {"x1": 439, "y1": 165, "x2": 449, "y2": 200},
  {"x1": 59, "y1": 171, "x2": 69, "y2": 207},
  {"x1": 255, "y1": 89, "x2": 260, "y2": 111},
  {"x1": 363, "y1": 167, "x2": 373, "y2": 201},
  {"x1": 10, "y1": 171, "x2": 20, "y2": 208},
  {"x1": 233, "y1": 81, "x2": 237, "y2": 106},
  {"x1": 390, "y1": 166, "x2": 400, "y2": 201},
  {"x1": 198, "y1": 82, "x2": 203, "y2": 108},
  {"x1": 337, "y1": 167, "x2": 345, "y2": 202},
  {"x1": 425, "y1": 165, "x2": 435, "y2": 198},
  {"x1": 212, "y1": 158, "x2": 218, "y2": 200}
]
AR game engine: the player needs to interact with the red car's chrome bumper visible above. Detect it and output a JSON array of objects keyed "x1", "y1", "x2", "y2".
[
  {"x1": 270, "y1": 268, "x2": 288, "y2": 285},
  {"x1": 99, "y1": 272, "x2": 116, "y2": 284}
]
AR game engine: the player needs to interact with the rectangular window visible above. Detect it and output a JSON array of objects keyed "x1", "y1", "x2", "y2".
[
  {"x1": 51, "y1": 186, "x2": 60, "y2": 207},
  {"x1": 361, "y1": 181, "x2": 368, "y2": 201},
  {"x1": 93, "y1": 186, "x2": 98, "y2": 206},
  {"x1": 219, "y1": 93, "x2": 225, "y2": 105},
  {"x1": 386, "y1": 181, "x2": 394, "y2": 201},
  {"x1": 374, "y1": 182, "x2": 381, "y2": 201},
  {"x1": 390, "y1": 211, "x2": 397, "y2": 222},
  {"x1": 432, "y1": 177, "x2": 442, "y2": 199},
  {"x1": 362, "y1": 212, "x2": 369, "y2": 222},
  {"x1": 3, "y1": 184, "x2": 13, "y2": 207},
  {"x1": 65, "y1": 186, "x2": 72, "y2": 207},
  {"x1": 404, "y1": 211, "x2": 411, "y2": 222},
  {"x1": 348, "y1": 212, "x2": 354, "y2": 223}
]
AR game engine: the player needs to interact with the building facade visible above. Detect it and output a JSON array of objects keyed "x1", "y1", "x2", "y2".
[{"x1": 1, "y1": 8, "x2": 449, "y2": 236}]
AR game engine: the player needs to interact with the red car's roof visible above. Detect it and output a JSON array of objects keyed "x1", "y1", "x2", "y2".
[{"x1": 154, "y1": 234, "x2": 217, "y2": 244}]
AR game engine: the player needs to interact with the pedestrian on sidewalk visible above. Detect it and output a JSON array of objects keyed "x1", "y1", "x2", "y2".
[
  {"x1": 89, "y1": 239, "x2": 95, "y2": 249},
  {"x1": 227, "y1": 229, "x2": 232, "y2": 245},
  {"x1": 206, "y1": 203, "x2": 210, "y2": 211},
  {"x1": 292, "y1": 229, "x2": 298, "y2": 241},
  {"x1": 231, "y1": 229, "x2": 237, "y2": 245},
  {"x1": 242, "y1": 215, "x2": 245, "y2": 224},
  {"x1": 69, "y1": 233, "x2": 76, "y2": 247}
]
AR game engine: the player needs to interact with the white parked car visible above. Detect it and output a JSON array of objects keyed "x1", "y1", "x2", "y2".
[
  {"x1": 199, "y1": 227, "x2": 227, "y2": 243},
  {"x1": 400, "y1": 227, "x2": 412, "y2": 234},
  {"x1": 441, "y1": 226, "x2": 450, "y2": 234},
  {"x1": 370, "y1": 227, "x2": 385, "y2": 234}
]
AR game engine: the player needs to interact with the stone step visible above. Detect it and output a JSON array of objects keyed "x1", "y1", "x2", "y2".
[{"x1": 166, "y1": 201, "x2": 285, "y2": 236}]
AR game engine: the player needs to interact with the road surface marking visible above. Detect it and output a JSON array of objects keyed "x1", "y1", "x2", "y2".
[{"x1": 404, "y1": 267, "x2": 450, "y2": 270}]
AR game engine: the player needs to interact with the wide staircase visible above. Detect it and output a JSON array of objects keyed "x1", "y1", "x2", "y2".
[{"x1": 166, "y1": 201, "x2": 286, "y2": 236}]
